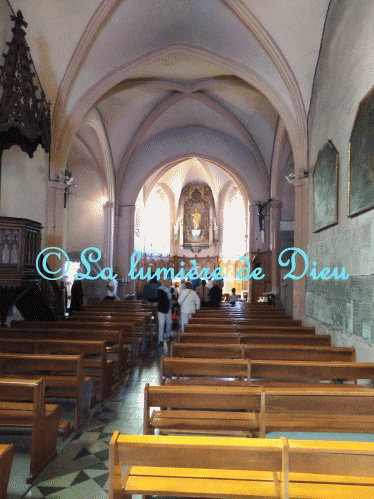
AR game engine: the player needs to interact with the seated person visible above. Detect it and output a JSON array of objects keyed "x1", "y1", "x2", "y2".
[{"x1": 229, "y1": 288, "x2": 238, "y2": 306}]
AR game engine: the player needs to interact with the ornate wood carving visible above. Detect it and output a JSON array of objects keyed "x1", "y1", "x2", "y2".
[{"x1": 0, "y1": 10, "x2": 51, "y2": 158}]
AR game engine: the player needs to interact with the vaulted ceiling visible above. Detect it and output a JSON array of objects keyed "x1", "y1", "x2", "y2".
[{"x1": 8, "y1": 0, "x2": 330, "y2": 206}]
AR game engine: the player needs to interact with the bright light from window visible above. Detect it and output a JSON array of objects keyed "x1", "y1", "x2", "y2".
[
  {"x1": 135, "y1": 188, "x2": 170, "y2": 255},
  {"x1": 222, "y1": 189, "x2": 246, "y2": 259},
  {"x1": 92, "y1": 196, "x2": 108, "y2": 216}
]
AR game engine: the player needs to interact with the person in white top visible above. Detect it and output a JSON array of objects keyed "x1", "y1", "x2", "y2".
[
  {"x1": 178, "y1": 281, "x2": 200, "y2": 332},
  {"x1": 104, "y1": 278, "x2": 118, "y2": 300}
]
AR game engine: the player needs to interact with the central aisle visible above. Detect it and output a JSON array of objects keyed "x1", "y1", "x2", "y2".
[{"x1": 23, "y1": 355, "x2": 160, "y2": 499}]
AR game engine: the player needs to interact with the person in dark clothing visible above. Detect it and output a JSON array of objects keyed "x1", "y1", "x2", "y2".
[
  {"x1": 157, "y1": 278, "x2": 172, "y2": 345},
  {"x1": 69, "y1": 278, "x2": 83, "y2": 315},
  {"x1": 140, "y1": 276, "x2": 161, "y2": 304},
  {"x1": 208, "y1": 280, "x2": 222, "y2": 308}
]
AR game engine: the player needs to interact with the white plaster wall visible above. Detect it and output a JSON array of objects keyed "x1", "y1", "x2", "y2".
[
  {"x1": 307, "y1": 0, "x2": 374, "y2": 361},
  {"x1": 66, "y1": 163, "x2": 106, "y2": 255},
  {"x1": 1, "y1": 145, "x2": 49, "y2": 245}
]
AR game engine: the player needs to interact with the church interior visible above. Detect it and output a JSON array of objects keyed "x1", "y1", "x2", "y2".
[{"x1": 1, "y1": 0, "x2": 374, "y2": 498}]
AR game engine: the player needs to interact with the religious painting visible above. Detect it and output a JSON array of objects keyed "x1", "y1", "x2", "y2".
[
  {"x1": 179, "y1": 184, "x2": 215, "y2": 250},
  {"x1": 349, "y1": 87, "x2": 374, "y2": 217},
  {"x1": 313, "y1": 140, "x2": 339, "y2": 232}
]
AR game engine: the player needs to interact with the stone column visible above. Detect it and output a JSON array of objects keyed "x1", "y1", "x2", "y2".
[
  {"x1": 45, "y1": 181, "x2": 66, "y2": 273},
  {"x1": 293, "y1": 177, "x2": 309, "y2": 322},
  {"x1": 103, "y1": 201, "x2": 115, "y2": 268},
  {"x1": 270, "y1": 199, "x2": 282, "y2": 297},
  {"x1": 116, "y1": 204, "x2": 135, "y2": 287},
  {"x1": 247, "y1": 204, "x2": 258, "y2": 302}
]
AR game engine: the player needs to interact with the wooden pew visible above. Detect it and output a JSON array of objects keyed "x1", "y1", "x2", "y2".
[
  {"x1": 144, "y1": 384, "x2": 263, "y2": 436},
  {"x1": 8, "y1": 323, "x2": 132, "y2": 373},
  {"x1": 172, "y1": 343, "x2": 244, "y2": 358},
  {"x1": 250, "y1": 360, "x2": 374, "y2": 386},
  {"x1": 172, "y1": 343, "x2": 355, "y2": 362},
  {"x1": 179, "y1": 333, "x2": 241, "y2": 344},
  {"x1": 161, "y1": 357, "x2": 250, "y2": 385},
  {"x1": 242, "y1": 345, "x2": 355, "y2": 362},
  {"x1": 109, "y1": 433, "x2": 374, "y2": 499},
  {"x1": 162, "y1": 357, "x2": 374, "y2": 387},
  {"x1": 184, "y1": 324, "x2": 236, "y2": 334},
  {"x1": 263, "y1": 386, "x2": 374, "y2": 435},
  {"x1": 0, "y1": 353, "x2": 93, "y2": 429},
  {"x1": 0, "y1": 338, "x2": 112, "y2": 401},
  {"x1": 234, "y1": 319, "x2": 303, "y2": 327},
  {"x1": 0, "y1": 379, "x2": 61, "y2": 483},
  {"x1": 144, "y1": 384, "x2": 374, "y2": 438},
  {"x1": 184, "y1": 324, "x2": 315, "y2": 335},
  {"x1": 181, "y1": 332, "x2": 332, "y2": 346},
  {"x1": 0, "y1": 444, "x2": 14, "y2": 499},
  {"x1": 238, "y1": 325, "x2": 316, "y2": 335},
  {"x1": 240, "y1": 333, "x2": 331, "y2": 346},
  {"x1": 109, "y1": 433, "x2": 287, "y2": 499}
]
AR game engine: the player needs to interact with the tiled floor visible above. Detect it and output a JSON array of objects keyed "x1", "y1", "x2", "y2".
[{"x1": 6, "y1": 346, "x2": 163, "y2": 499}]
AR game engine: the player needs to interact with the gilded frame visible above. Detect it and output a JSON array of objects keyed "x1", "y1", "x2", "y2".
[
  {"x1": 349, "y1": 86, "x2": 374, "y2": 217},
  {"x1": 313, "y1": 140, "x2": 339, "y2": 232}
]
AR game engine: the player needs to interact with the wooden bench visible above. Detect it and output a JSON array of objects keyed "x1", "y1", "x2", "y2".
[
  {"x1": 172, "y1": 343, "x2": 355, "y2": 362},
  {"x1": 161, "y1": 357, "x2": 250, "y2": 385},
  {"x1": 0, "y1": 353, "x2": 93, "y2": 429},
  {"x1": 109, "y1": 433, "x2": 374, "y2": 499},
  {"x1": 237, "y1": 325, "x2": 316, "y2": 335},
  {"x1": 240, "y1": 333, "x2": 331, "y2": 346},
  {"x1": 0, "y1": 444, "x2": 14, "y2": 499},
  {"x1": 184, "y1": 324, "x2": 236, "y2": 334},
  {"x1": 179, "y1": 333, "x2": 241, "y2": 344},
  {"x1": 0, "y1": 379, "x2": 61, "y2": 483},
  {"x1": 234, "y1": 319, "x2": 303, "y2": 327},
  {"x1": 144, "y1": 384, "x2": 374, "y2": 438},
  {"x1": 162, "y1": 357, "x2": 374, "y2": 387},
  {"x1": 250, "y1": 359, "x2": 374, "y2": 386},
  {"x1": 184, "y1": 324, "x2": 316, "y2": 335},
  {"x1": 172, "y1": 343, "x2": 244, "y2": 358},
  {"x1": 7, "y1": 324, "x2": 132, "y2": 375},
  {"x1": 144, "y1": 384, "x2": 263, "y2": 436},
  {"x1": 180, "y1": 332, "x2": 332, "y2": 346},
  {"x1": 0, "y1": 337, "x2": 113, "y2": 401}
]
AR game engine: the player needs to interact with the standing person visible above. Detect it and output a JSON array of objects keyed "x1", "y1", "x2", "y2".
[
  {"x1": 178, "y1": 281, "x2": 200, "y2": 332},
  {"x1": 69, "y1": 273, "x2": 83, "y2": 315},
  {"x1": 157, "y1": 277, "x2": 173, "y2": 346},
  {"x1": 141, "y1": 276, "x2": 161, "y2": 304},
  {"x1": 209, "y1": 280, "x2": 223, "y2": 308},
  {"x1": 104, "y1": 277, "x2": 118, "y2": 300},
  {"x1": 206, "y1": 277, "x2": 214, "y2": 290},
  {"x1": 196, "y1": 279, "x2": 209, "y2": 307}
]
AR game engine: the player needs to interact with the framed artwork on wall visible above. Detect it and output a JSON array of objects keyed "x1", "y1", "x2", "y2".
[
  {"x1": 349, "y1": 87, "x2": 374, "y2": 217},
  {"x1": 313, "y1": 140, "x2": 339, "y2": 232}
]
